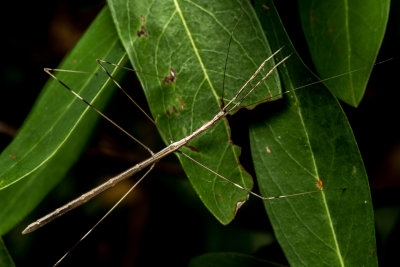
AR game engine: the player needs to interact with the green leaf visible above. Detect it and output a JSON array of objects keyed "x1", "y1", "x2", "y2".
[
  {"x1": 107, "y1": 0, "x2": 281, "y2": 224},
  {"x1": 298, "y1": 0, "x2": 390, "y2": 107},
  {"x1": 189, "y1": 252, "x2": 282, "y2": 267},
  {"x1": 250, "y1": 1, "x2": 376, "y2": 266},
  {"x1": 0, "y1": 7, "x2": 127, "y2": 234},
  {"x1": 0, "y1": 238, "x2": 15, "y2": 267}
]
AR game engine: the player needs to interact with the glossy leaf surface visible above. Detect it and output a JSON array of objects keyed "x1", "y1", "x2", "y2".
[
  {"x1": 249, "y1": 1, "x2": 377, "y2": 266},
  {"x1": 107, "y1": 0, "x2": 281, "y2": 224},
  {"x1": 298, "y1": 0, "x2": 390, "y2": 106}
]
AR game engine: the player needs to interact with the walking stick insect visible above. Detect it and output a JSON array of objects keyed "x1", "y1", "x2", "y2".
[{"x1": 1, "y1": 0, "x2": 383, "y2": 265}]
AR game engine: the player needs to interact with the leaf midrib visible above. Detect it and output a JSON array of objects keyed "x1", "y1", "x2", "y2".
[
  {"x1": 343, "y1": 0, "x2": 356, "y2": 105},
  {"x1": 173, "y1": 0, "x2": 220, "y2": 101},
  {"x1": 285, "y1": 66, "x2": 345, "y2": 266},
  {"x1": 172, "y1": 0, "x2": 249, "y2": 193}
]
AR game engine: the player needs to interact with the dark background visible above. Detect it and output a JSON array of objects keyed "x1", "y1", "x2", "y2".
[{"x1": 0, "y1": 0, "x2": 399, "y2": 266}]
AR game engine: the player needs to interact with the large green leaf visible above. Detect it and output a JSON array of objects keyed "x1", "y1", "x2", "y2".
[
  {"x1": 250, "y1": 1, "x2": 376, "y2": 266},
  {"x1": 0, "y1": 7, "x2": 127, "y2": 234},
  {"x1": 107, "y1": 0, "x2": 281, "y2": 224},
  {"x1": 298, "y1": 0, "x2": 390, "y2": 107}
]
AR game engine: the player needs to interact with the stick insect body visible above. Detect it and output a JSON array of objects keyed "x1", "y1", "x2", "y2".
[
  {"x1": 22, "y1": 48, "x2": 291, "y2": 235},
  {"x1": 22, "y1": 45, "x2": 364, "y2": 236}
]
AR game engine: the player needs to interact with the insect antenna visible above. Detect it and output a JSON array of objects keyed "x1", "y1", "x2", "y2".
[{"x1": 220, "y1": 13, "x2": 244, "y2": 109}]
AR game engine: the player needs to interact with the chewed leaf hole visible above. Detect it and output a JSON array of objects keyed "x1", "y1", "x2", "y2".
[
  {"x1": 162, "y1": 68, "x2": 176, "y2": 84},
  {"x1": 137, "y1": 26, "x2": 148, "y2": 37}
]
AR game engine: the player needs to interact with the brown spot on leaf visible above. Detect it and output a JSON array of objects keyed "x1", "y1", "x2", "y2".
[
  {"x1": 311, "y1": 10, "x2": 316, "y2": 25},
  {"x1": 137, "y1": 26, "x2": 148, "y2": 38},
  {"x1": 184, "y1": 144, "x2": 199, "y2": 153},
  {"x1": 162, "y1": 68, "x2": 176, "y2": 84},
  {"x1": 166, "y1": 109, "x2": 171, "y2": 117},
  {"x1": 316, "y1": 178, "x2": 323, "y2": 190},
  {"x1": 261, "y1": 3, "x2": 270, "y2": 10},
  {"x1": 328, "y1": 26, "x2": 333, "y2": 34},
  {"x1": 369, "y1": 250, "x2": 375, "y2": 256},
  {"x1": 9, "y1": 154, "x2": 16, "y2": 159},
  {"x1": 266, "y1": 146, "x2": 271, "y2": 153},
  {"x1": 172, "y1": 105, "x2": 178, "y2": 114},
  {"x1": 140, "y1": 14, "x2": 146, "y2": 23},
  {"x1": 72, "y1": 59, "x2": 77, "y2": 64},
  {"x1": 177, "y1": 96, "x2": 185, "y2": 110}
]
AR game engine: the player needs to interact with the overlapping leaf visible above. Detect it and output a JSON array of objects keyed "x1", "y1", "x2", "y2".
[
  {"x1": 107, "y1": 0, "x2": 281, "y2": 224},
  {"x1": 250, "y1": 1, "x2": 377, "y2": 265},
  {"x1": 0, "y1": 7, "x2": 127, "y2": 234},
  {"x1": 298, "y1": 0, "x2": 390, "y2": 106}
]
